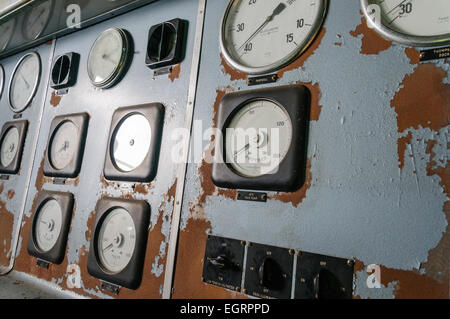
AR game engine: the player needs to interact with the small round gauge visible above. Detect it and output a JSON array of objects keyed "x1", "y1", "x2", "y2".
[
  {"x1": 0, "y1": 18, "x2": 15, "y2": 52},
  {"x1": 111, "y1": 114, "x2": 151, "y2": 172},
  {"x1": 97, "y1": 208, "x2": 136, "y2": 273},
  {"x1": 0, "y1": 127, "x2": 19, "y2": 168},
  {"x1": 361, "y1": 0, "x2": 450, "y2": 46},
  {"x1": 87, "y1": 28, "x2": 131, "y2": 88},
  {"x1": 225, "y1": 100, "x2": 293, "y2": 177},
  {"x1": 22, "y1": 0, "x2": 53, "y2": 40},
  {"x1": 49, "y1": 121, "x2": 79, "y2": 170},
  {"x1": 9, "y1": 52, "x2": 41, "y2": 113},
  {"x1": 220, "y1": 0, "x2": 327, "y2": 75},
  {"x1": 34, "y1": 199, "x2": 62, "y2": 252}
]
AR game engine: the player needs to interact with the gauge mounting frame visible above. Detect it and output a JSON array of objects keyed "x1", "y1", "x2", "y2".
[
  {"x1": 219, "y1": 0, "x2": 328, "y2": 75},
  {"x1": 0, "y1": 120, "x2": 28, "y2": 175},
  {"x1": 43, "y1": 112, "x2": 89, "y2": 178},
  {"x1": 27, "y1": 191, "x2": 74, "y2": 265},
  {"x1": 211, "y1": 85, "x2": 310, "y2": 192},
  {"x1": 87, "y1": 197, "x2": 150, "y2": 290},
  {"x1": 360, "y1": 0, "x2": 450, "y2": 47},
  {"x1": 103, "y1": 103, "x2": 165, "y2": 183}
]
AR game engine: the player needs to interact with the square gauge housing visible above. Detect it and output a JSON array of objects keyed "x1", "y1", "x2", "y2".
[
  {"x1": 103, "y1": 103, "x2": 165, "y2": 183},
  {"x1": 27, "y1": 191, "x2": 74, "y2": 265},
  {"x1": 211, "y1": 85, "x2": 310, "y2": 192},
  {"x1": 0, "y1": 120, "x2": 28, "y2": 175},
  {"x1": 43, "y1": 112, "x2": 89, "y2": 178},
  {"x1": 244, "y1": 242, "x2": 294, "y2": 299},
  {"x1": 87, "y1": 197, "x2": 150, "y2": 290},
  {"x1": 202, "y1": 235, "x2": 245, "y2": 292},
  {"x1": 145, "y1": 18, "x2": 188, "y2": 69},
  {"x1": 50, "y1": 52, "x2": 80, "y2": 90}
]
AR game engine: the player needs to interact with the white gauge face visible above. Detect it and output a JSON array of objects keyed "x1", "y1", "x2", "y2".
[
  {"x1": 23, "y1": 1, "x2": 53, "y2": 40},
  {"x1": 0, "y1": 127, "x2": 19, "y2": 167},
  {"x1": 225, "y1": 100, "x2": 293, "y2": 177},
  {"x1": 35, "y1": 199, "x2": 62, "y2": 252},
  {"x1": 374, "y1": 0, "x2": 450, "y2": 37},
  {"x1": 87, "y1": 28, "x2": 127, "y2": 88},
  {"x1": 9, "y1": 53, "x2": 41, "y2": 113},
  {"x1": 222, "y1": 0, "x2": 326, "y2": 74},
  {"x1": 97, "y1": 208, "x2": 136, "y2": 273},
  {"x1": 50, "y1": 121, "x2": 79, "y2": 170},
  {"x1": 0, "y1": 19, "x2": 15, "y2": 52},
  {"x1": 112, "y1": 114, "x2": 152, "y2": 172}
]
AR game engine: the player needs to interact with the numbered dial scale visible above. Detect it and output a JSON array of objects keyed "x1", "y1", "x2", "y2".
[
  {"x1": 361, "y1": 0, "x2": 450, "y2": 46},
  {"x1": 9, "y1": 52, "x2": 41, "y2": 113},
  {"x1": 212, "y1": 85, "x2": 310, "y2": 192},
  {"x1": 22, "y1": 0, "x2": 53, "y2": 40},
  {"x1": 87, "y1": 28, "x2": 133, "y2": 88},
  {"x1": 104, "y1": 103, "x2": 164, "y2": 182},
  {"x1": 220, "y1": 0, "x2": 327, "y2": 75},
  {"x1": 27, "y1": 191, "x2": 74, "y2": 265},
  {"x1": 0, "y1": 121, "x2": 28, "y2": 175},
  {"x1": 87, "y1": 198, "x2": 150, "y2": 290},
  {"x1": 43, "y1": 113, "x2": 89, "y2": 178}
]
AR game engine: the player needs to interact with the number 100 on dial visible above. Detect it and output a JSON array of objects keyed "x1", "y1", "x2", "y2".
[{"x1": 220, "y1": 0, "x2": 327, "y2": 75}]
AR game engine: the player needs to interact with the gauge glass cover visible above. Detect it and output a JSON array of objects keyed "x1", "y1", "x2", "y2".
[
  {"x1": 0, "y1": 127, "x2": 19, "y2": 167},
  {"x1": 112, "y1": 114, "x2": 152, "y2": 172},
  {"x1": 22, "y1": 1, "x2": 53, "y2": 40},
  {"x1": 225, "y1": 100, "x2": 292, "y2": 177},
  {"x1": 97, "y1": 208, "x2": 136, "y2": 274},
  {"x1": 221, "y1": 0, "x2": 326, "y2": 74},
  {"x1": 49, "y1": 121, "x2": 79, "y2": 170},
  {"x1": 9, "y1": 52, "x2": 41, "y2": 112},
  {"x1": 35, "y1": 199, "x2": 63, "y2": 252},
  {"x1": 0, "y1": 19, "x2": 15, "y2": 52}
]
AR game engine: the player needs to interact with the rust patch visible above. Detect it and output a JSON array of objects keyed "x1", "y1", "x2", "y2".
[
  {"x1": 134, "y1": 183, "x2": 149, "y2": 195},
  {"x1": 220, "y1": 54, "x2": 247, "y2": 82},
  {"x1": 50, "y1": 92, "x2": 62, "y2": 107},
  {"x1": 0, "y1": 199, "x2": 14, "y2": 266},
  {"x1": 6, "y1": 190, "x2": 15, "y2": 200},
  {"x1": 168, "y1": 63, "x2": 181, "y2": 82},
  {"x1": 301, "y1": 82, "x2": 322, "y2": 122},
  {"x1": 397, "y1": 132, "x2": 413, "y2": 170},
  {"x1": 268, "y1": 160, "x2": 312, "y2": 208},
  {"x1": 277, "y1": 28, "x2": 326, "y2": 80},
  {"x1": 405, "y1": 48, "x2": 421, "y2": 65},
  {"x1": 349, "y1": 17, "x2": 392, "y2": 55},
  {"x1": 391, "y1": 64, "x2": 450, "y2": 133},
  {"x1": 0, "y1": 182, "x2": 4, "y2": 194}
]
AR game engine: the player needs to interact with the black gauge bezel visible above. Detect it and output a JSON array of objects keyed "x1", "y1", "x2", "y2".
[{"x1": 0, "y1": 120, "x2": 28, "y2": 175}]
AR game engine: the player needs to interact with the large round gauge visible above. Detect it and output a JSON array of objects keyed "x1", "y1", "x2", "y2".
[
  {"x1": 361, "y1": 0, "x2": 450, "y2": 47},
  {"x1": 0, "y1": 18, "x2": 15, "y2": 52},
  {"x1": 34, "y1": 199, "x2": 62, "y2": 252},
  {"x1": 9, "y1": 52, "x2": 41, "y2": 113},
  {"x1": 87, "y1": 28, "x2": 132, "y2": 88},
  {"x1": 225, "y1": 100, "x2": 293, "y2": 177},
  {"x1": 0, "y1": 127, "x2": 19, "y2": 168},
  {"x1": 220, "y1": 0, "x2": 327, "y2": 75},
  {"x1": 22, "y1": 0, "x2": 53, "y2": 40},
  {"x1": 97, "y1": 208, "x2": 136, "y2": 274},
  {"x1": 112, "y1": 114, "x2": 152, "y2": 172},
  {"x1": 49, "y1": 121, "x2": 79, "y2": 170}
]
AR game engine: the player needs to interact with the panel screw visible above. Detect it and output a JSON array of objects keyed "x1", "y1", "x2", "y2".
[
  {"x1": 242, "y1": 288, "x2": 247, "y2": 294},
  {"x1": 347, "y1": 259, "x2": 354, "y2": 266},
  {"x1": 289, "y1": 249, "x2": 295, "y2": 255}
]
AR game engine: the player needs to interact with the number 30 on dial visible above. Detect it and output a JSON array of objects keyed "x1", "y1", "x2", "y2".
[{"x1": 220, "y1": 0, "x2": 328, "y2": 75}]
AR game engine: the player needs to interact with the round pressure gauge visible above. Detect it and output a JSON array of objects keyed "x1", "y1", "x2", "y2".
[
  {"x1": 0, "y1": 18, "x2": 15, "y2": 52},
  {"x1": 87, "y1": 28, "x2": 132, "y2": 88},
  {"x1": 49, "y1": 121, "x2": 79, "y2": 170},
  {"x1": 0, "y1": 127, "x2": 19, "y2": 168},
  {"x1": 22, "y1": 0, "x2": 53, "y2": 40},
  {"x1": 220, "y1": 0, "x2": 327, "y2": 75},
  {"x1": 34, "y1": 199, "x2": 62, "y2": 252},
  {"x1": 9, "y1": 52, "x2": 41, "y2": 113},
  {"x1": 111, "y1": 114, "x2": 152, "y2": 172},
  {"x1": 225, "y1": 100, "x2": 293, "y2": 177},
  {"x1": 361, "y1": 0, "x2": 450, "y2": 47},
  {"x1": 97, "y1": 208, "x2": 136, "y2": 274}
]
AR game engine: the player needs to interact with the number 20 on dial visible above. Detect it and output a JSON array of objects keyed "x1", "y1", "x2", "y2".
[{"x1": 220, "y1": 0, "x2": 328, "y2": 75}]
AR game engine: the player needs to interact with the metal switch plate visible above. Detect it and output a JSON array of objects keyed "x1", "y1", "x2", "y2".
[
  {"x1": 244, "y1": 242, "x2": 294, "y2": 299},
  {"x1": 295, "y1": 251, "x2": 354, "y2": 299},
  {"x1": 202, "y1": 235, "x2": 245, "y2": 292}
]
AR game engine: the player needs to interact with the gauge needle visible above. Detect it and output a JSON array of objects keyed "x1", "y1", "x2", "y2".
[
  {"x1": 59, "y1": 141, "x2": 69, "y2": 153},
  {"x1": 103, "y1": 243, "x2": 113, "y2": 252},
  {"x1": 102, "y1": 53, "x2": 116, "y2": 64},
  {"x1": 237, "y1": 3, "x2": 287, "y2": 52},
  {"x1": 30, "y1": 9, "x2": 46, "y2": 28},
  {"x1": 8, "y1": 143, "x2": 15, "y2": 153},
  {"x1": 19, "y1": 73, "x2": 30, "y2": 89}
]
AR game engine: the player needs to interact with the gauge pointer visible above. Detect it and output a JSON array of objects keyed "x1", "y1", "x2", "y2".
[
  {"x1": 30, "y1": 9, "x2": 46, "y2": 28},
  {"x1": 237, "y1": 3, "x2": 287, "y2": 52},
  {"x1": 59, "y1": 141, "x2": 69, "y2": 153},
  {"x1": 103, "y1": 243, "x2": 113, "y2": 252},
  {"x1": 19, "y1": 73, "x2": 30, "y2": 89}
]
